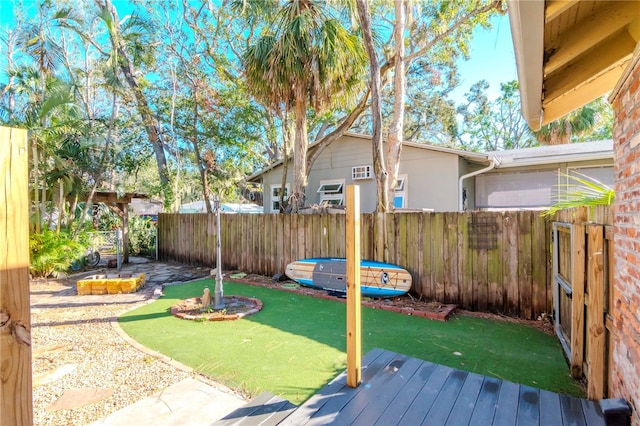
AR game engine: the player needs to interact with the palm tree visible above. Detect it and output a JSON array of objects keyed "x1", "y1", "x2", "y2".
[
  {"x1": 243, "y1": 0, "x2": 366, "y2": 212},
  {"x1": 534, "y1": 100, "x2": 602, "y2": 145}
]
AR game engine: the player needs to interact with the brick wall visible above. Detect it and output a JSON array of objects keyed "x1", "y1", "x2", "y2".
[{"x1": 610, "y1": 53, "x2": 640, "y2": 424}]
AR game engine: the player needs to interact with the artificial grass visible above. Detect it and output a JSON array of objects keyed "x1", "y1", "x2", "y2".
[{"x1": 119, "y1": 279, "x2": 585, "y2": 404}]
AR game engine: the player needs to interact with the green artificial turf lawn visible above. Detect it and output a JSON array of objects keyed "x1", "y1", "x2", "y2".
[{"x1": 119, "y1": 279, "x2": 584, "y2": 404}]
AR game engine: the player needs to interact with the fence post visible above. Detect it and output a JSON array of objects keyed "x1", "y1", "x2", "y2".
[
  {"x1": 570, "y1": 206, "x2": 587, "y2": 378},
  {"x1": 587, "y1": 224, "x2": 605, "y2": 399},
  {"x1": 346, "y1": 185, "x2": 361, "y2": 388}
]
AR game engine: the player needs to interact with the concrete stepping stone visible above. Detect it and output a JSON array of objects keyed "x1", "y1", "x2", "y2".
[
  {"x1": 46, "y1": 388, "x2": 114, "y2": 412},
  {"x1": 33, "y1": 363, "x2": 77, "y2": 387}
]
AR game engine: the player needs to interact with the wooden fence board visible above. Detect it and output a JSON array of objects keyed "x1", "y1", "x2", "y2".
[
  {"x1": 405, "y1": 213, "x2": 420, "y2": 290},
  {"x1": 445, "y1": 213, "x2": 459, "y2": 304},
  {"x1": 459, "y1": 213, "x2": 473, "y2": 309},
  {"x1": 398, "y1": 213, "x2": 408, "y2": 271},
  {"x1": 570, "y1": 221, "x2": 586, "y2": 379},
  {"x1": 504, "y1": 212, "x2": 519, "y2": 315},
  {"x1": 421, "y1": 213, "x2": 433, "y2": 297},
  {"x1": 518, "y1": 212, "x2": 533, "y2": 320},
  {"x1": 432, "y1": 213, "x2": 445, "y2": 302},
  {"x1": 387, "y1": 213, "x2": 397, "y2": 265},
  {"x1": 283, "y1": 214, "x2": 292, "y2": 268},
  {"x1": 487, "y1": 213, "x2": 504, "y2": 312},
  {"x1": 586, "y1": 225, "x2": 605, "y2": 400},
  {"x1": 532, "y1": 214, "x2": 548, "y2": 318}
]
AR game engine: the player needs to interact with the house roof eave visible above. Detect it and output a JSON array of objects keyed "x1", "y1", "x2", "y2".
[{"x1": 507, "y1": 0, "x2": 545, "y2": 131}]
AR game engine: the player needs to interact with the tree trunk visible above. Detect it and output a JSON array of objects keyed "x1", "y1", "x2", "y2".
[
  {"x1": 191, "y1": 88, "x2": 212, "y2": 213},
  {"x1": 280, "y1": 115, "x2": 293, "y2": 212},
  {"x1": 290, "y1": 91, "x2": 308, "y2": 213},
  {"x1": 99, "y1": 0, "x2": 173, "y2": 208},
  {"x1": 386, "y1": 0, "x2": 407, "y2": 210},
  {"x1": 356, "y1": 0, "x2": 386, "y2": 213}
]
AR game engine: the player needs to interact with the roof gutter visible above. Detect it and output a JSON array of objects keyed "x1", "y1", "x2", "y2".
[
  {"x1": 507, "y1": 0, "x2": 545, "y2": 131},
  {"x1": 458, "y1": 157, "x2": 501, "y2": 211},
  {"x1": 495, "y1": 153, "x2": 613, "y2": 169}
]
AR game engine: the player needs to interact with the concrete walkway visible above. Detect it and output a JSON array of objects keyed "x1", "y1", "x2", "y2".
[{"x1": 89, "y1": 377, "x2": 245, "y2": 426}]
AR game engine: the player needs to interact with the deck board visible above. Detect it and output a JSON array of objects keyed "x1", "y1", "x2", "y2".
[
  {"x1": 468, "y1": 376, "x2": 501, "y2": 425},
  {"x1": 277, "y1": 349, "x2": 606, "y2": 425},
  {"x1": 516, "y1": 385, "x2": 541, "y2": 426},
  {"x1": 348, "y1": 356, "x2": 423, "y2": 425},
  {"x1": 397, "y1": 365, "x2": 452, "y2": 426},
  {"x1": 374, "y1": 361, "x2": 438, "y2": 425},
  {"x1": 445, "y1": 372, "x2": 485, "y2": 425}
]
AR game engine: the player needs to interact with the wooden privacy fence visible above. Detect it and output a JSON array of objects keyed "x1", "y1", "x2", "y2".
[
  {"x1": 553, "y1": 206, "x2": 614, "y2": 400},
  {"x1": 158, "y1": 210, "x2": 553, "y2": 320}
]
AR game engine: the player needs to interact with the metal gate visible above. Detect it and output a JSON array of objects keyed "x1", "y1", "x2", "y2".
[{"x1": 89, "y1": 230, "x2": 123, "y2": 269}]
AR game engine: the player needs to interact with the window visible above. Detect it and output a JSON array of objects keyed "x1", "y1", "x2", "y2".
[
  {"x1": 394, "y1": 175, "x2": 407, "y2": 208},
  {"x1": 352, "y1": 165, "x2": 372, "y2": 180},
  {"x1": 475, "y1": 170, "x2": 558, "y2": 209},
  {"x1": 270, "y1": 184, "x2": 290, "y2": 212},
  {"x1": 317, "y1": 179, "x2": 345, "y2": 206}
]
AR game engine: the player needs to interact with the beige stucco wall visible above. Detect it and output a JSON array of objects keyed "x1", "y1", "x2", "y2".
[{"x1": 258, "y1": 134, "x2": 464, "y2": 212}]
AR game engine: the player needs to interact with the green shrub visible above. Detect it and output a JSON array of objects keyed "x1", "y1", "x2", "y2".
[
  {"x1": 29, "y1": 229, "x2": 83, "y2": 278},
  {"x1": 128, "y1": 215, "x2": 156, "y2": 256}
]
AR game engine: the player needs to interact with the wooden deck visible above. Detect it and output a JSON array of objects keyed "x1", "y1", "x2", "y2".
[{"x1": 279, "y1": 348, "x2": 606, "y2": 426}]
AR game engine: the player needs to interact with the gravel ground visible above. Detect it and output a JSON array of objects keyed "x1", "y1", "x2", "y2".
[{"x1": 30, "y1": 277, "x2": 191, "y2": 426}]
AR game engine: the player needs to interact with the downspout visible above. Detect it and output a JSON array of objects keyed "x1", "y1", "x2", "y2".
[{"x1": 458, "y1": 156, "x2": 501, "y2": 211}]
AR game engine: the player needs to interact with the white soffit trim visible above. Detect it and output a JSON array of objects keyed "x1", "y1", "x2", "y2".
[{"x1": 507, "y1": 0, "x2": 545, "y2": 131}]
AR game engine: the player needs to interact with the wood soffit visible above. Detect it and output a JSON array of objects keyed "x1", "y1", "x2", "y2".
[{"x1": 541, "y1": 0, "x2": 640, "y2": 125}]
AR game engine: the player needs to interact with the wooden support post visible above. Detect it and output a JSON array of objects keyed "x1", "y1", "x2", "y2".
[
  {"x1": 0, "y1": 127, "x2": 33, "y2": 425},
  {"x1": 586, "y1": 224, "x2": 605, "y2": 400},
  {"x1": 570, "y1": 206, "x2": 587, "y2": 378},
  {"x1": 119, "y1": 202, "x2": 130, "y2": 264},
  {"x1": 346, "y1": 185, "x2": 361, "y2": 388}
]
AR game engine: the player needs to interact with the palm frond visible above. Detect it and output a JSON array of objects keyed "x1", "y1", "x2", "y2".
[{"x1": 542, "y1": 172, "x2": 615, "y2": 217}]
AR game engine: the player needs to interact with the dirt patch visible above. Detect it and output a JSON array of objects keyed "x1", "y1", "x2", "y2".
[
  {"x1": 171, "y1": 296, "x2": 263, "y2": 321},
  {"x1": 227, "y1": 273, "x2": 456, "y2": 321},
  {"x1": 226, "y1": 272, "x2": 554, "y2": 331}
]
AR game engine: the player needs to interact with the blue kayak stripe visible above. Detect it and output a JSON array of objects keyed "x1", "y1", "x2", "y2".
[{"x1": 295, "y1": 258, "x2": 405, "y2": 270}]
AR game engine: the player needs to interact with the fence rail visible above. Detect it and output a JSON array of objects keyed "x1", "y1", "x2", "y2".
[{"x1": 158, "y1": 210, "x2": 554, "y2": 320}]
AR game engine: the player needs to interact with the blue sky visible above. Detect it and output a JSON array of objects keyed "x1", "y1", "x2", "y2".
[
  {"x1": 0, "y1": 1, "x2": 517, "y2": 101},
  {"x1": 452, "y1": 14, "x2": 517, "y2": 103}
]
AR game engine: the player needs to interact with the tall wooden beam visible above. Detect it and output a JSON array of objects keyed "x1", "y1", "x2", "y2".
[
  {"x1": 346, "y1": 185, "x2": 361, "y2": 388},
  {"x1": 0, "y1": 127, "x2": 33, "y2": 425}
]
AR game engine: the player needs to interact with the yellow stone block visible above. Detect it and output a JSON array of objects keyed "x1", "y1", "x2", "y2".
[
  {"x1": 120, "y1": 279, "x2": 138, "y2": 293},
  {"x1": 107, "y1": 280, "x2": 122, "y2": 294},
  {"x1": 77, "y1": 280, "x2": 92, "y2": 295}
]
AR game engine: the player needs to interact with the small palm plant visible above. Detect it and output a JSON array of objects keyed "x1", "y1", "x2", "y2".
[{"x1": 542, "y1": 172, "x2": 615, "y2": 217}]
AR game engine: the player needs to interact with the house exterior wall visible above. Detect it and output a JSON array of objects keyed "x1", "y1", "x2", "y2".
[
  {"x1": 475, "y1": 160, "x2": 614, "y2": 210},
  {"x1": 610, "y1": 55, "x2": 640, "y2": 422},
  {"x1": 259, "y1": 134, "x2": 462, "y2": 212}
]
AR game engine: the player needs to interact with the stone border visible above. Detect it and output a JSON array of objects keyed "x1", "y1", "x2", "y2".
[{"x1": 170, "y1": 296, "x2": 263, "y2": 321}]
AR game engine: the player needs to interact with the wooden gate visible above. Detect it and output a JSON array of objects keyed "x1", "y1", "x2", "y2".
[{"x1": 552, "y1": 206, "x2": 614, "y2": 400}]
